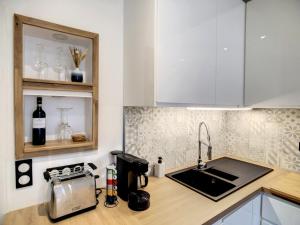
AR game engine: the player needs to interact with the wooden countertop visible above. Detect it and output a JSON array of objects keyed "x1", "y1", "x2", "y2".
[
  {"x1": 264, "y1": 172, "x2": 300, "y2": 203},
  {"x1": 4, "y1": 159, "x2": 300, "y2": 225}
]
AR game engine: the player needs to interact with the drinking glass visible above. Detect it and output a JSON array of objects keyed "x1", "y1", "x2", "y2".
[
  {"x1": 53, "y1": 47, "x2": 67, "y2": 81},
  {"x1": 57, "y1": 107, "x2": 73, "y2": 141},
  {"x1": 32, "y1": 43, "x2": 48, "y2": 79}
]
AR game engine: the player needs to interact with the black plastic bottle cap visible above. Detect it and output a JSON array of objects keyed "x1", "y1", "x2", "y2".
[
  {"x1": 37, "y1": 97, "x2": 42, "y2": 104},
  {"x1": 158, "y1": 157, "x2": 162, "y2": 163}
]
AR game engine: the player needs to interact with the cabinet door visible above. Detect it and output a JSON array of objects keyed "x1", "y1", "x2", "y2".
[
  {"x1": 245, "y1": 0, "x2": 300, "y2": 107},
  {"x1": 222, "y1": 194, "x2": 261, "y2": 225},
  {"x1": 216, "y1": 0, "x2": 245, "y2": 106},
  {"x1": 261, "y1": 219, "x2": 276, "y2": 225},
  {"x1": 212, "y1": 219, "x2": 223, "y2": 225},
  {"x1": 156, "y1": 0, "x2": 217, "y2": 105},
  {"x1": 223, "y1": 200, "x2": 253, "y2": 225},
  {"x1": 262, "y1": 194, "x2": 300, "y2": 225}
]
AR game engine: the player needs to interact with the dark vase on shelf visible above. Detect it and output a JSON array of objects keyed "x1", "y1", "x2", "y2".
[
  {"x1": 71, "y1": 68, "x2": 83, "y2": 82},
  {"x1": 32, "y1": 97, "x2": 46, "y2": 145}
]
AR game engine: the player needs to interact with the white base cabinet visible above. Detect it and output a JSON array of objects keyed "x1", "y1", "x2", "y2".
[
  {"x1": 124, "y1": 0, "x2": 245, "y2": 107},
  {"x1": 212, "y1": 220, "x2": 223, "y2": 225},
  {"x1": 212, "y1": 193, "x2": 300, "y2": 225},
  {"x1": 221, "y1": 194, "x2": 261, "y2": 225},
  {"x1": 262, "y1": 194, "x2": 300, "y2": 225},
  {"x1": 212, "y1": 194, "x2": 261, "y2": 225},
  {"x1": 261, "y1": 220, "x2": 275, "y2": 225}
]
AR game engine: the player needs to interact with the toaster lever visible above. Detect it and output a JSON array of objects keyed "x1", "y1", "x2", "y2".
[
  {"x1": 88, "y1": 163, "x2": 97, "y2": 170},
  {"x1": 44, "y1": 171, "x2": 51, "y2": 182}
]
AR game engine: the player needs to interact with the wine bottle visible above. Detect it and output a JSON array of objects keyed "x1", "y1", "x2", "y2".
[{"x1": 32, "y1": 97, "x2": 46, "y2": 145}]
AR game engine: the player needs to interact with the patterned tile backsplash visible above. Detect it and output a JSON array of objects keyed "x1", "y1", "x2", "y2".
[{"x1": 124, "y1": 107, "x2": 300, "y2": 172}]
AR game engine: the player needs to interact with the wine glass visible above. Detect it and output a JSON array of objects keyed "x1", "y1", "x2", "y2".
[
  {"x1": 32, "y1": 43, "x2": 48, "y2": 79},
  {"x1": 57, "y1": 107, "x2": 73, "y2": 141},
  {"x1": 53, "y1": 47, "x2": 67, "y2": 81}
]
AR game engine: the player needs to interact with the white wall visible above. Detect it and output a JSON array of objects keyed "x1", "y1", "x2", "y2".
[{"x1": 0, "y1": 0, "x2": 124, "y2": 222}]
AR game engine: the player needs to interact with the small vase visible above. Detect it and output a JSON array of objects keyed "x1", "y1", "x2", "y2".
[{"x1": 71, "y1": 68, "x2": 83, "y2": 82}]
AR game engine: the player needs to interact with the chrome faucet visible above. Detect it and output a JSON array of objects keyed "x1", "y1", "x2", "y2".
[{"x1": 197, "y1": 121, "x2": 212, "y2": 169}]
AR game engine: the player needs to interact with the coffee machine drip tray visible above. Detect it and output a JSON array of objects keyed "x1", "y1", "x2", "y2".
[{"x1": 128, "y1": 190, "x2": 150, "y2": 211}]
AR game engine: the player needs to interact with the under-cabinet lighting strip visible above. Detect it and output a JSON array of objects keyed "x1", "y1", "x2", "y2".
[{"x1": 186, "y1": 107, "x2": 252, "y2": 111}]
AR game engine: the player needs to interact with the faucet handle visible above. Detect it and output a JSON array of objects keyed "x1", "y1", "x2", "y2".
[
  {"x1": 207, "y1": 146, "x2": 212, "y2": 160},
  {"x1": 197, "y1": 159, "x2": 207, "y2": 170}
]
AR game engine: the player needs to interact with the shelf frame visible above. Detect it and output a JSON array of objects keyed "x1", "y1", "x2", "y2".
[{"x1": 14, "y1": 14, "x2": 99, "y2": 159}]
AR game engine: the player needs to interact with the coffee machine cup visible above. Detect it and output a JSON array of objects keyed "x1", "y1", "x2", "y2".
[
  {"x1": 137, "y1": 173, "x2": 148, "y2": 189},
  {"x1": 132, "y1": 160, "x2": 148, "y2": 189}
]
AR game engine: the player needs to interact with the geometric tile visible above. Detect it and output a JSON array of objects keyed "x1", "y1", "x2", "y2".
[{"x1": 125, "y1": 107, "x2": 300, "y2": 173}]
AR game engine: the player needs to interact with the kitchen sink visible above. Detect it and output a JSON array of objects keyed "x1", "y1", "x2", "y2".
[
  {"x1": 172, "y1": 169, "x2": 236, "y2": 197},
  {"x1": 166, "y1": 157, "x2": 273, "y2": 201}
]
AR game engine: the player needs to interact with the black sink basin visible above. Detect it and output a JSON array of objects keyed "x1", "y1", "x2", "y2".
[
  {"x1": 166, "y1": 157, "x2": 273, "y2": 201},
  {"x1": 205, "y1": 167, "x2": 238, "y2": 181},
  {"x1": 172, "y1": 169, "x2": 236, "y2": 197}
]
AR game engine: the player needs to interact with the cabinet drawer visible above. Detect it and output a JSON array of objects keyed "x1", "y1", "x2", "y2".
[{"x1": 262, "y1": 194, "x2": 300, "y2": 225}]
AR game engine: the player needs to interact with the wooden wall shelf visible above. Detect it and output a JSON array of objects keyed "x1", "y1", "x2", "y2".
[
  {"x1": 23, "y1": 78, "x2": 93, "y2": 92},
  {"x1": 24, "y1": 140, "x2": 94, "y2": 153},
  {"x1": 23, "y1": 78, "x2": 93, "y2": 87},
  {"x1": 23, "y1": 89, "x2": 93, "y2": 98},
  {"x1": 14, "y1": 14, "x2": 99, "y2": 159}
]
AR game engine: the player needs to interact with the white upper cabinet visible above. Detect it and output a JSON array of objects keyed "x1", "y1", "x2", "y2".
[
  {"x1": 124, "y1": 0, "x2": 245, "y2": 106},
  {"x1": 156, "y1": 0, "x2": 217, "y2": 105},
  {"x1": 245, "y1": 0, "x2": 300, "y2": 107},
  {"x1": 216, "y1": 0, "x2": 245, "y2": 106}
]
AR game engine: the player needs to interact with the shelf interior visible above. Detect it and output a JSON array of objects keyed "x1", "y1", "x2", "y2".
[
  {"x1": 23, "y1": 95, "x2": 93, "y2": 144},
  {"x1": 23, "y1": 24, "x2": 93, "y2": 83}
]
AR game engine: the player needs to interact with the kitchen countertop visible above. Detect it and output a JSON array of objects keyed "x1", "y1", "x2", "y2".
[{"x1": 4, "y1": 158, "x2": 300, "y2": 225}]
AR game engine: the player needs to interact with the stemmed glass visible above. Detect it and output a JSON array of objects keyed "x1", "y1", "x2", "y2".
[
  {"x1": 53, "y1": 47, "x2": 67, "y2": 81},
  {"x1": 32, "y1": 43, "x2": 48, "y2": 79},
  {"x1": 57, "y1": 107, "x2": 72, "y2": 141}
]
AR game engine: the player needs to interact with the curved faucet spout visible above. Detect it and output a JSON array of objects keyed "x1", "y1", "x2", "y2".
[
  {"x1": 197, "y1": 122, "x2": 212, "y2": 169},
  {"x1": 198, "y1": 122, "x2": 211, "y2": 147}
]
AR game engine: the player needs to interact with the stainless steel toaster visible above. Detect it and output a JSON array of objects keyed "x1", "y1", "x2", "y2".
[{"x1": 44, "y1": 163, "x2": 99, "y2": 222}]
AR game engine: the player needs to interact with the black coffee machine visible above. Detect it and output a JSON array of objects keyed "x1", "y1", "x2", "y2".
[{"x1": 116, "y1": 153, "x2": 150, "y2": 211}]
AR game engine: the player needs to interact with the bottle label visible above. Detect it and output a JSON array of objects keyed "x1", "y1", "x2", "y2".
[{"x1": 33, "y1": 118, "x2": 46, "y2": 129}]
